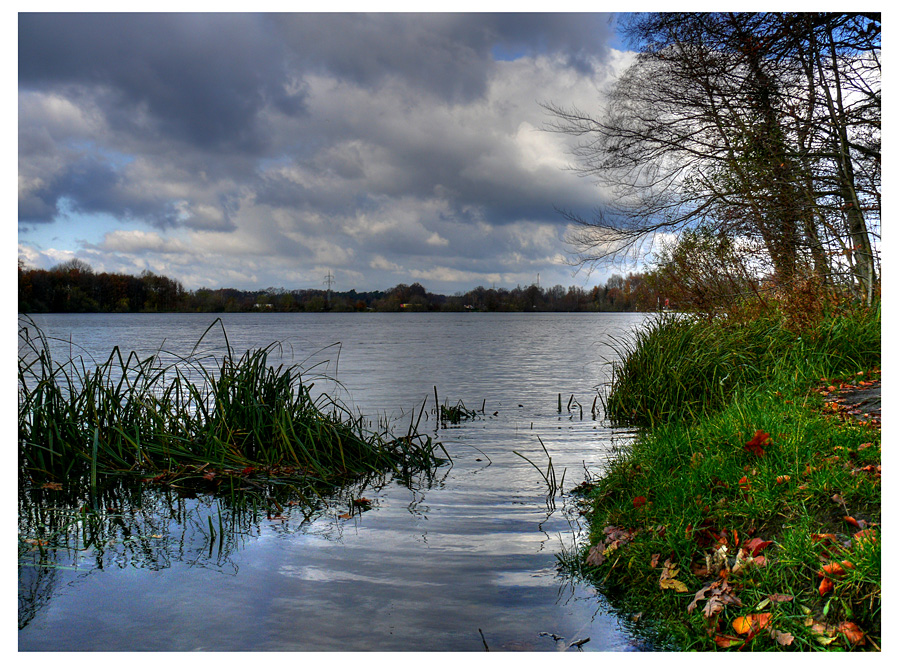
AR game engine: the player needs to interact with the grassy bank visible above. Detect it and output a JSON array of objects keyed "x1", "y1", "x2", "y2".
[
  {"x1": 572, "y1": 303, "x2": 880, "y2": 651},
  {"x1": 18, "y1": 317, "x2": 447, "y2": 491}
]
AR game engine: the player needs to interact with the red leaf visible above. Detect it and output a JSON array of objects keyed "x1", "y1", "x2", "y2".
[
  {"x1": 714, "y1": 634, "x2": 745, "y2": 649},
  {"x1": 241, "y1": 466, "x2": 254, "y2": 475},
  {"x1": 818, "y1": 577, "x2": 834, "y2": 596},
  {"x1": 744, "y1": 430, "x2": 772, "y2": 457},
  {"x1": 843, "y1": 515, "x2": 861, "y2": 528},
  {"x1": 632, "y1": 495, "x2": 647, "y2": 509},
  {"x1": 745, "y1": 537, "x2": 773, "y2": 557}
]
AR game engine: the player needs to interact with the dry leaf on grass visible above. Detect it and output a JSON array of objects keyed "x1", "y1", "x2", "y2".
[{"x1": 659, "y1": 559, "x2": 689, "y2": 593}]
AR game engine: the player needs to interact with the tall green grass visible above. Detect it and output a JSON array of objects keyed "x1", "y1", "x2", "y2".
[
  {"x1": 604, "y1": 303, "x2": 880, "y2": 426},
  {"x1": 569, "y1": 301, "x2": 881, "y2": 650},
  {"x1": 18, "y1": 317, "x2": 446, "y2": 485}
]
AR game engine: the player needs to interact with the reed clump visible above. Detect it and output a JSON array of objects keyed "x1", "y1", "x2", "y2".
[{"x1": 18, "y1": 318, "x2": 446, "y2": 486}]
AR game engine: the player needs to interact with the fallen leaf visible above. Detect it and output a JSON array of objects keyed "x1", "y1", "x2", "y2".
[
  {"x1": 714, "y1": 634, "x2": 745, "y2": 649},
  {"x1": 818, "y1": 577, "x2": 834, "y2": 595},
  {"x1": 767, "y1": 594, "x2": 794, "y2": 603},
  {"x1": 585, "y1": 544, "x2": 607, "y2": 567},
  {"x1": 744, "y1": 430, "x2": 772, "y2": 457},
  {"x1": 818, "y1": 560, "x2": 854, "y2": 578},
  {"x1": 632, "y1": 495, "x2": 647, "y2": 508},
  {"x1": 687, "y1": 579, "x2": 742, "y2": 617},
  {"x1": 853, "y1": 529, "x2": 878, "y2": 544},
  {"x1": 843, "y1": 515, "x2": 861, "y2": 528},
  {"x1": 338, "y1": 513, "x2": 352, "y2": 519},
  {"x1": 40, "y1": 482, "x2": 63, "y2": 490},
  {"x1": 775, "y1": 475, "x2": 791, "y2": 484},
  {"x1": 650, "y1": 553, "x2": 660, "y2": 568},
  {"x1": 586, "y1": 525, "x2": 639, "y2": 567},
  {"x1": 837, "y1": 621, "x2": 865, "y2": 645},
  {"x1": 769, "y1": 628, "x2": 795, "y2": 646},
  {"x1": 745, "y1": 537, "x2": 773, "y2": 556},
  {"x1": 659, "y1": 559, "x2": 689, "y2": 593},
  {"x1": 732, "y1": 613, "x2": 771, "y2": 636},
  {"x1": 809, "y1": 622, "x2": 838, "y2": 645},
  {"x1": 738, "y1": 475, "x2": 751, "y2": 491}
]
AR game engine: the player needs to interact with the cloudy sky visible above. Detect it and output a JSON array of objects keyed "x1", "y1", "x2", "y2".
[{"x1": 18, "y1": 10, "x2": 636, "y2": 294}]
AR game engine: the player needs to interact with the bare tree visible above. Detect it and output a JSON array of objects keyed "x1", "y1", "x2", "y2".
[{"x1": 545, "y1": 12, "x2": 879, "y2": 301}]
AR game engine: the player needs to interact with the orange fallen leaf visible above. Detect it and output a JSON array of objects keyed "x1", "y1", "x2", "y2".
[
  {"x1": 843, "y1": 515, "x2": 861, "y2": 528},
  {"x1": 818, "y1": 560, "x2": 855, "y2": 578},
  {"x1": 818, "y1": 578, "x2": 834, "y2": 595},
  {"x1": 837, "y1": 621, "x2": 865, "y2": 645},
  {"x1": 732, "y1": 613, "x2": 771, "y2": 636},
  {"x1": 775, "y1": 475, "x2": 790, "y2": 484},
  {"x1": 41, "y1": 482, "x2": 63, "y2": 490},
  {"x1": 853, "y1": 529, "x2": 878, "y2": 544},
  {"x1": 738, "y1": 476, "x2": 751, "y2": 491},
  {"x1": 811, "y1": 533, "x2": 839, "y2": 543}
]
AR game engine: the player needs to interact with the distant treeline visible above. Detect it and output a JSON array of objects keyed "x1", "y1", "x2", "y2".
[{"x1": 18, "y1": 259, "x2": 663, "y2": 313}]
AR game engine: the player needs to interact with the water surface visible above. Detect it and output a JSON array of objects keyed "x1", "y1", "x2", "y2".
[{"x1": 19, "y1": 312, "x2": 651, "y2": 651}]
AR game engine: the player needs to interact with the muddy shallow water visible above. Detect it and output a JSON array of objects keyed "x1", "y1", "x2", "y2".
[{"x1": 19, "y1": 311, "x2": 655, "y2": 651}]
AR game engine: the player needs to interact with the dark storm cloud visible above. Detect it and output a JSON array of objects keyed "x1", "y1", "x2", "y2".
[
  {"x1": 273, "y1": 13, "x2": 615, "y2": 103},
  {"x1": 19, "y1": 13, "x2": 304, "y2": 152}
]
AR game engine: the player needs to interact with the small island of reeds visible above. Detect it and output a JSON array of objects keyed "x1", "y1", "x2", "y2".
[{"x1": 18, "y1": 317, "x2": 448, "y2": 496}]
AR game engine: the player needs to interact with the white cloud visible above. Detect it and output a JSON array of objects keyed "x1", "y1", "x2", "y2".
[{"x1": 18, "y1": 14, "x2": 633, "y2": 294}]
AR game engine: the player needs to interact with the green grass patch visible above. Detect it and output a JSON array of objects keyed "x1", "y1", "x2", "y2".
[
  {"x1": 570, "y1": 303, "x2": 880, "y2": 651},
  {"x1": 604, "y1": 303, "x2": 880, "y2": 426},
  {"x1": 18, "y1": 317, "x2": 448, "y2": 491}
]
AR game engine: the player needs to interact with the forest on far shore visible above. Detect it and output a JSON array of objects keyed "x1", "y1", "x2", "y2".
[{"x1": 18, "y1": 259, "x2": 663, "y2": 314}]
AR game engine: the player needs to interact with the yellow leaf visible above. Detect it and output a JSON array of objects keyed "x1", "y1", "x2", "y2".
[{"x1": 659, "y1": 577, "x2": 689, "y2": 593}]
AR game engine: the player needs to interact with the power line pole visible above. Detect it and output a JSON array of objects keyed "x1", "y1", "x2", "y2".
[{"x1": 324, "y1": 271, "x2": 334, "y2": 309}]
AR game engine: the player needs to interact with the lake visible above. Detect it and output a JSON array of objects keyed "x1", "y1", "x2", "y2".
[{"x1": 18, "y1": 311, "x2": 654, "y2": 651}]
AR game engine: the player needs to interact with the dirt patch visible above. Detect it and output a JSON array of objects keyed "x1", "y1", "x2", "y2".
[{"x1": 822, "y1": 380, "x2": 881, "y2": 427}]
